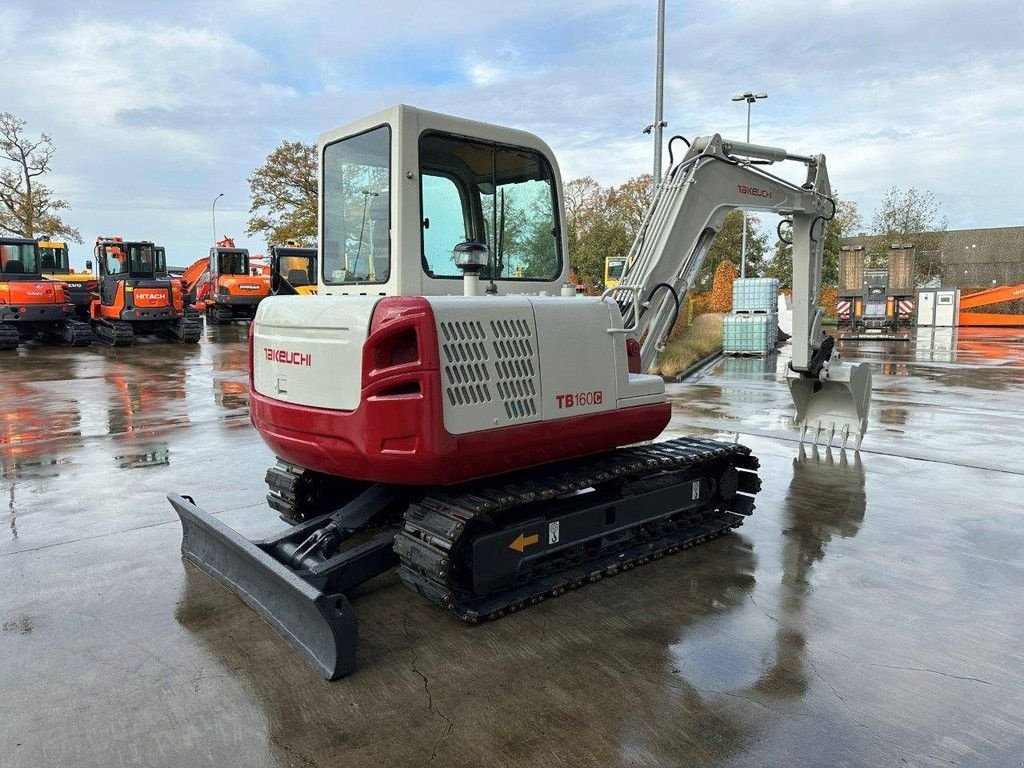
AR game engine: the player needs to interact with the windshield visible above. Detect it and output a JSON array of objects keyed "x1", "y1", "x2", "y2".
[
  {"x1": 606, "y1": 258, "x2": 625, "y2": 281},
  {"x1": 39, "y1": 243, "x2": 69, "y2": 272},
  {"x1": 216, "y1": 249, "x2": 249, "y2": 275},
  {"x1": 128, "y1": 243, "x2": 158, "y2": 274},
  {"x1": 99, "y1": 242, "x2": 159, "y2": 276},
  {"x1": 98, "y1": 243, "x2": 127, "y2": 275},
  {"x1": 0, "y1": 241, "x2": 39, "y2": 274},
  {"x1": 276, "y1": 250, "x2": 315, "y2": 286},
  {"x1": 419, "y1": 132, "x2": 561, "y2": 281},
  {"x1": 322, "y1": 125, "x2": 391, "y2": 284}
]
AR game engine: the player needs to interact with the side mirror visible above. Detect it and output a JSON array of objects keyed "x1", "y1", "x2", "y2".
[{"x1": 85, "y1": 260, "x2": 93, "y2": 270}]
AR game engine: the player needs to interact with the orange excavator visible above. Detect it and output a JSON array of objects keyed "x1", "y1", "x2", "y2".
[
  {"x1": 91, "y1": 236, "x2": 201, "y2": 346},
  {"x1": 182, "y1": 237, "x2": 271, "y2": 324},
  {"x1": 0, "y1": 237, "x2": 93, "y2": 349},
  {"x1": 957, "y1": 284, "x2": 1024, "y2": 326}
]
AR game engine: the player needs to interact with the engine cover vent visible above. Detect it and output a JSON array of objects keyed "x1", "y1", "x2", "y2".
[
  {"x1": 491, "y1": 319, "x2": 537, "y2": 419},
  {"x1": 431, "y1": 298, "x2": 542, "y2": 435},
  {"x1": 440, "y1": 320, "x2": 492, "y2": 408}
]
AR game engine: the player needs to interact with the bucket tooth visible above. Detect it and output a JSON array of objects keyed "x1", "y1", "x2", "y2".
[{"x1": 169, "y1": 494, "x2": 358, "y2": 680}]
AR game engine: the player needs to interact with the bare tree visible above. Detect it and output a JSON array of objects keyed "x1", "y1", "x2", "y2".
[{"x1": 0, "y1": 113, "x2": 81, "y2": 242}]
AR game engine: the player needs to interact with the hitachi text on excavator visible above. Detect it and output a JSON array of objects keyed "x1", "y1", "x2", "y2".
[{"x1": 170, "y1": 105, "x2": 872, "y2": 679}]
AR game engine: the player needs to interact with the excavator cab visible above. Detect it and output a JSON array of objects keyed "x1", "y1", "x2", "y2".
[
  {"x1": 203, "y1": 238, "x2": 271, "y2": 324},
  {"x1": 269, "y1": 245, "x2": 317, "y2": 295},
  {"x1": 604, "y1": 256, "x2": 626, "y2": 289},
  {"x1": 212, "y1": 246, "x2": 249, "y2": 278},
  {"x1": 0, "y1": 237, "x2": 92, "y2": 349},
  {"x1": 37, "y1": 241, "x2": 68, "y2": 273},
  {"x1": 90, "y1": 237, "x2": 199, "y2": 346},
  {"x1": 38, "y1": 239, "x2": 99, "y2": 319}
]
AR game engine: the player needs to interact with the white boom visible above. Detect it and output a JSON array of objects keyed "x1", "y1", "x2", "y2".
[{"x1": 611, "y1": 133, "x2": 871, "y2": 447}]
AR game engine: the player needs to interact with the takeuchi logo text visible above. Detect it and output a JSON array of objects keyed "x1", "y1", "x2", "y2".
[
  {"x1": 737, "y1": 184, "x2": 772, "y2": 199},
  {"x1": 265, "y1": 348, "x2": 312, "y2": 366}
]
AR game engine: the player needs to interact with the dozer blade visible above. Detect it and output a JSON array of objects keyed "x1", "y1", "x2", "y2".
[
  {"x1": 169, "y1": 494, "x2": 358, "y2": 680},
  {"x1": 787, "y1": 361, "x2": 872, "y2": 449}
]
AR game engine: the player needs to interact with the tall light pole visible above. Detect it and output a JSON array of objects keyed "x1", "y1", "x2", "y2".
[
  {"x1": 644, "y1": 0, "x2": 668, "y2": 183},
  {"x1": 211, "y1": 192, "x2": 224, "y2": 245},
  {"x1": 731, "y1": 91, "x2": 767, "y2": 278}
]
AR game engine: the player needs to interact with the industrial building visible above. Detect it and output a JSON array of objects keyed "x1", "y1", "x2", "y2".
[{"x1": 842, "y1": 226, "x2": 1024, "y2": 287}]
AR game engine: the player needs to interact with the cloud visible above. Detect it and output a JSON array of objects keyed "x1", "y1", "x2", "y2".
[{"x1": 1, "y1": 0, "x2": 1020, "y2": 265}]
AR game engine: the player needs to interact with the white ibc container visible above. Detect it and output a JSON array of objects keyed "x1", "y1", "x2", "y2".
[
  {"x1": 732, "y1": 277, "x2": 780, "y2": 313},
  {"x1": 723, "y1": 312, "x2": 779, "y2": 355}
]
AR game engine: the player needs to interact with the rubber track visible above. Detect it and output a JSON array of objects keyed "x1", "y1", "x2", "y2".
[
  {"x1": 0, "y1": 323, "x2": 20, "y2": 350},
  {"x1": 395, "y1": 436, "x2": 760, "y2": 623},
  {"x1": 174, "y1": 318, "x2": 203, "y2": 343},
  {"x1": 265, "y1": 459, "x2": 312, "y2": 519},
  {"x1": 59, "y1": 320, "x2": 94, "y2": 347},
  {"x1": 265, "y1": 460, "x2": 363, "y2": 523},
  {"x1": 93, "y1": 320, "x2": 135, "y2": 346},
  {"x1": 207, "y1": 305, "x2": 234, "y2": 325}
]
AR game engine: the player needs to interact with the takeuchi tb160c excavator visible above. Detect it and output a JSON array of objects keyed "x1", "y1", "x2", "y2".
[{"x1": 170, "y1": 105, "x2": 873, "y2": 679}]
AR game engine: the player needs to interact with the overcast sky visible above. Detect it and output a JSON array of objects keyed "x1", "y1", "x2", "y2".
[{"x1": 3, "y1": 0, "x2": 1021, "y2": 267}]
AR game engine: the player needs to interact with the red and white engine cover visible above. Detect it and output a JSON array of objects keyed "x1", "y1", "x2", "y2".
[{"x1": 250, "y1": 295, "x2": 670, "y2": 485}]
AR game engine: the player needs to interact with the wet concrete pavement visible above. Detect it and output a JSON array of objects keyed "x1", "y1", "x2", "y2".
[{"x1": 2, "y1": 324, "x2": 1023, "y2": 767}]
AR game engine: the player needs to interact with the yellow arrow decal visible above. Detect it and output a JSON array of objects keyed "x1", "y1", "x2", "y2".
[{"x1": 509, "y1": 532, "x2": 539, "y2": 553}]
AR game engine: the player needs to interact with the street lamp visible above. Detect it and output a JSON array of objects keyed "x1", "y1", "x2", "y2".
[
  {"x1": 651, "y1": 0, "x2": 667, "y2": 182},
  {"x1": 731, "y1": 91, "x2": 767, "y2": 278},
  {"x1": 211, "y1": 192, "x2": 225, "y2": 245}
]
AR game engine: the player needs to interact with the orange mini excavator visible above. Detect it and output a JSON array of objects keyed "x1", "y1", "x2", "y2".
[
  {"x1": 182, "y1": 237, "x2": 271, "y2": 324},
  {"x1": 91, "y1": 236, "x2": 201, "y2": 346},
  {"x1": 0, "y1": 237, "x2": 93, "y2": 349}
]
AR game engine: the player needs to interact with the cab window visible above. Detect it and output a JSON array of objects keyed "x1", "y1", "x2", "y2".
[
  {"x1": 0, "y1": 242, "x2": 38, "y2": 273},
  {"x1": 322, "y1": 125, "x2": 391, "y2": 284},
  {"x1": 102, "y1": 247, "x2": 127, "y2": 275},
  {"x1": 422, "y1": 174, "x2": 469, "y2": 276},
  {"x1": 419, "y1": 132, "x2": 561, "y2": 281}
]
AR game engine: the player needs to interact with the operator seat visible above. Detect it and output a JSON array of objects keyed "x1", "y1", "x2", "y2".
[
  {"x1": 288, "y1": 269, "x2": 309, "y2": 286},
  {"x1": 4, "y1": 260, "x2": 25, "y2": 274}
]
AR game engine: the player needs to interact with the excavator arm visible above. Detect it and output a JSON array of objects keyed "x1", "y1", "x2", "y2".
[{"x1": 612, "y1": 134, "x2": 872, "y2": 447}]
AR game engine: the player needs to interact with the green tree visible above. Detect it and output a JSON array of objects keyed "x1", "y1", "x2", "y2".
[
  {"x1": 564, "y1": 174, "x2": 653, "y2": 290},
  {"x1": 763, "y1": 237, "x2": 793, "y2": 289},
  {"x1": 0, "y1": 113, "x2": 81, "y2": 242},
  {"x1": 764, "y1": 195, "x2": 861, "y2": 288},
  {"x1": 696, "y1": 210, "x2": 768, "y2": 291},
  {"x1": 247, "y1": 140, "x2": 317, "y2": 247},
  {"x1": 870, "y1": 186, "x2": 946, "y2": 267}
]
